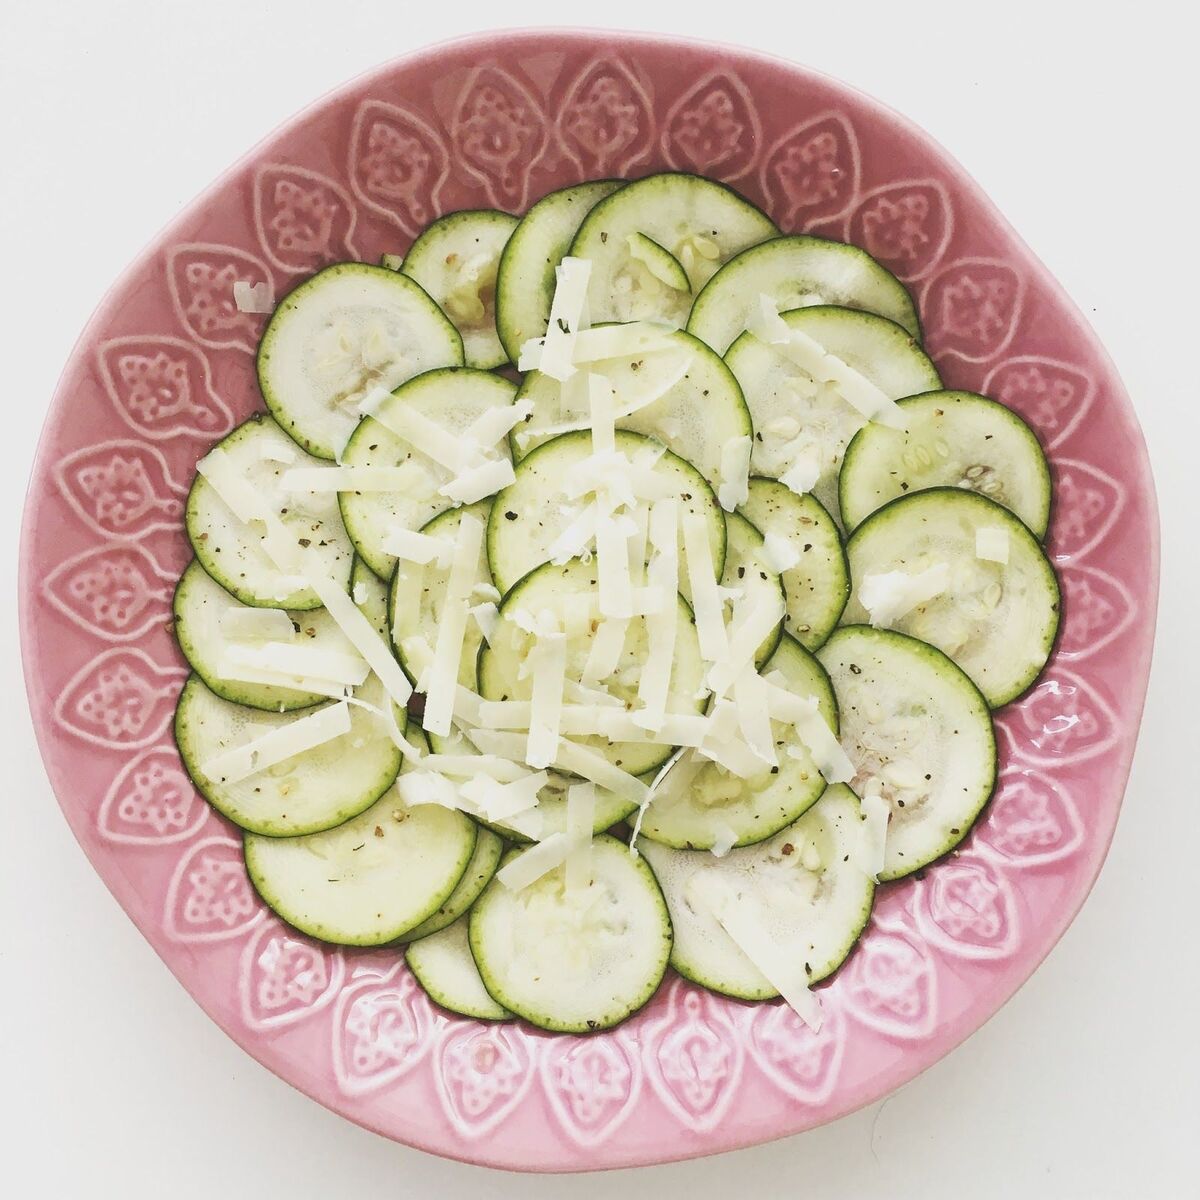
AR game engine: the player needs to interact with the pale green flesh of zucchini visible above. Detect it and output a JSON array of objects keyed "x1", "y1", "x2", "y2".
[
  {"x1": 817, "y1": 625, "x2": 996, "y2": 880},
  {"x1": 724, "y1": 306, "x2": 941, "y2": 525},
  {"x1": 401, "y1": 209, "x2": 520, "y2": 369},
  {"x1": 469, "y1": 835, "x2": 672, "y2": 1033},
  {"x1": 404, "y1": 825, "x2": 504, "y2": 941},
  {"x1": 842, "y1": 488, "x2": 1060, "y2": 707},
  {"x1": 740, "y1": 478, "x2": 848, "y2": 651},
  {"x1": 185, "y1": 415, "x2": 355, "y2": 610},
  {"x1": 636, "y1": 634, "x2": 836, "y2": 850},
  {"x1": 257, "y1": 262, "x2": 463, "y2": 459},
  {"x1": 688, "y1": 234, "x2": 920, "y2": 353},
  {"x1": 839, "y1": 390, "x2": 1052, "y2": 537},
  {"x1": 406, "y1": 916, "x2": 510, "y2": 1020},
  {"x1": 639, "y1": 783, "x2": 873, "y2": 996}
]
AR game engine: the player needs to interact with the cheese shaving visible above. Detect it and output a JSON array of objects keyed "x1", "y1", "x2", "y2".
[
  {"x1": 859, "y1": 783, "x2": 890, "y2": 880},
  {"x1": 859, "y1": 563, "x2": 950, "y2": 628},
  {"x1": 707, "y1": 592, "x2": 784, "y2": 696},
  {"x1": 213, "y1": 661, "x2": 348, "y2": 699},
  {"x1": 526, "y1": 633, "x2": 567, "y2": 769},
  {"x1": 975, "y1": 525, "x2": 1010, "y2": 564},
  {"x1": 422, "y1": 753, "x2": 526, "y2": 783},
  {"x1": 733, "y1": 669, "x2": 778, "y2": 767},
  {"x1": 761, "y1": 532, "x2": 802, "y2": 573},
  {"x1": 547, "y1": 503, "x2": 598, "y2": 564},
  {"x1": 687, "y1": 872, "x2": 823, "y2": 1030},
  {"x1": 764, "y1": 681, "x2": 855, "y2": 783},
  {"x1": 364, "y1": 399, "x2": 472, "y2": 473},
  {"x1": 565, "y1": 781, "x2": 596, "y2": 893},
  {"x1": 717, "y1": 435, "x2": 752, "y2": 512},
  {"x1": 554, "y1": 739, "x2": 650, "y2": 807},
  {"x1": 396, "y1": 770, "x2": 461, "y2": 810},
  {"x1": 681, "y1": 508, "x2": 728, "y2": 662},
  {"x1": 580, "y1": 616, "x2": 628, "y2": 684},
  {"x1": 219, "y1": 607, "x2": 295, "y2": 642},
  {"x1": 469, "y1": 601, "x2": 500, "y2": 645},
  {"x1": 635, "y1": 497, "x2": 680, "y2": 730},
  {"x1": 281, "y1": 466, "x2": 430, "y2": 493},
  {"x1": 381, "y1": 527, "x2": 454, "y2": 567},
  {"x1": 596, "y1": 509, "x2": 635, "y2": 618},
  {"x1": 710, "y1": 824, "x2": 738, "y2": 858},
  {"x1": 462, "y1": 399, "x2": 535, "y2": 450},
  {"x1": 222, "y1": 641, "x2": 369, "y2": 687},
  {"x1": 779, "y1": 449, "x2": 822, "y2": 496},
  {"x1": 233, "y1": 280, "x2": 273, "y2": 313},
  {"x1": 200, "y1": 701, "x2": 351, "y2": 783},
  {"x1": 438, "y1": 457, "x2": 515, "y2": 505},
  {"x1": 497, "y1": 832, "x2": 573, "y2": 891},
  {"x1": 524, "y1": 257, "x2": 592, "y2": 381},
  {"x1": 697, "y1": 699, "x2": 767, "y2": 779}
]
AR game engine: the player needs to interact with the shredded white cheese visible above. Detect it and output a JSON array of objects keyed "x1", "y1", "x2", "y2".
[
  {"x1": 522, "y1": 257, "x2": 592, "y2": 381},
  {"x1": 421, "y1": 753, "x2": 525, "y2": 783},
  {"x1": 396, "y1": 770, "x2": 461, "y2": 810},
  {"x1": 497, "y1": 832, "x2": 573, "y2": 890},
  {"x1": 281, "y1": 466, "x2": 430, "y2": 493},
  {"x1": 554, "y1": 739, "x2": 650, "y2": 807},
  {"x1": 526, "y1": 632, "x2": 567, "y2": 769},
  {"x1": 733, "y1": 669, "x2": 778, "y2": 767},
  {"x1": 469, "y1": 600, "x2": 500, "y2": 645},
  {"x1": 382, "y1": 527, "x2": 454, "y2": 567},
  {"x1": 975, "y1": 525, "x2": 1010, "y2": 564},
  {"x1": 635, "y1": 498, "x2": 680, "y2": 730},
  {"x1": 761, "y1": 532, "x2": 802, "y2": 573},
  {"x1": 697, "y1": 700, "x2": 766, "y2": 779},
  {"x1": 710, "y1": 824, "x2": 739, "y2": 858},
  {"x1": 219, "y1": 607, "x2": 295, "y2": 642},
  {"x1": 717, "y1": 435, "x2": 752, "y2": 512},
  {"x1": 707, "y1": 592, "x2": 784, "y2": 696},
  {"x1": 859, "y1": 783, "x2": 891, "y2": 881},
  {"x1": 595, "y1": 510, "x2": 635, "y2": 618},
  {"x1": 581, "y1": 616, "x2": 628, "y2": 684},
  {"x1": 565, "y1": 781, "x2": 596, "y2": 893},
  {"x1": 687, "y1": 871, "x2": 823, "y2": 1030},
  {"x1": 362, "y1": 400, "x2": 473, "y2": 474},
  {"x1": 221, "y1": 641, "x2": 369, "y2": 687},
  {"x1": 200, "y1": 701, "x2": 351, "y2": 784},
  {"x1": 233, "y1": 280, "x2": 273, "y2": 314},
  {"x1": 547, "y1": 503, "x2": 598, "y2": 564},
  {"x1": 438, "y1": 457, "x2": 516, "y2": 506},
  {"x1": 779, "y1": 449, "x2": 822, "y2": 497},
  {"x1": 461, "y1": 399, "x2": 535, "y2": 450},
  {"x1": 764, "y1": 680, "x2": 855, "y2": 783},
  {"x1": 681, "y1": 508, "x2": 728, "y2": 662},
  {"x1": 859, "y1": 563, "x2": 950, "y2": 628}
]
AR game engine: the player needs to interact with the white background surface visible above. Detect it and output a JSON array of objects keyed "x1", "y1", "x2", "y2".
[{"x1": 2, "y1": 3, "x2": 1196, "y2": 1197}]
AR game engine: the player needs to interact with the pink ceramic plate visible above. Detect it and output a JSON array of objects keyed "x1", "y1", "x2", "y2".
[{"x1": 20, "y1": 29, "x2": 1158, "y2": 1172}]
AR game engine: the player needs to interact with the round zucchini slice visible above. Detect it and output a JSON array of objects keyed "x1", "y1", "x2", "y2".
[
  {"x1": 725, "y1": 306, "x2": 940, "y2": 524},
  {"x1": 404, "y1": 825, "x2": 505, "y2": 942},
  {"x1": 688, "y1": 234, "x2": 920, "y2": 353},
  {"x1": 639, "y1": 783, "x2": 873, "y2": 997},
  {"x1": 723, "y1": 510, "x2": 785, "y2": 668},
  {"x1": 740, "y1": 477, "x2": 849, "y2": 651},
  {"x1": 257, "y1": 262, "x2": 463, "y2": 459},
  {"x1": 839, "y1": 390, "x2": 1053, "y2": 536},
  {"x1": 495, "y1": 179, "x2": 623, "y2": 362},
  {"x1": 406, "y1": 916, "x2": 510, "y2": 1020},
  {"x1": 469, "y1": 834, "x2": 672, "y2": 1033},
  {"x1": 636, "y1": 634, "x2": 836, "y2": 850},
  {"x1": 401, "y1": 209, "x2": 520, "y2": 369},
  {"x1": 842, "y1": 488, "x2": 1060, "y2": 707},
  {"x1": 185, "y1": 415, "x2": 355, "y2": 610},
  {"x1": 817, "y1": 625, "x2": 997, "y2": 880},
  {"x1": 569, "y1": 173, "x2": 777, "y2": 327}
]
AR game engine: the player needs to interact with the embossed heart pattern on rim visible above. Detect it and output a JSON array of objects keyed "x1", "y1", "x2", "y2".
[{"x1": 18, "y1": 28, "x2": 1158, "y2": 1172}]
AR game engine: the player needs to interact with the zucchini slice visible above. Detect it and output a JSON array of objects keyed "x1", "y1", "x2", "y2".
[
  {"x1": 401, "y1": 209, "x2": 520, "y2": 369},
  {"x1": 406, "y1": 915, "x2": 510, "y2": 1020},
  {"x1": 817, "y1": 625, "x2": 997, "y2": 879},
  {"x1": 640, "y1": 783, "x2": 873, "y2": 996},
  {"x1": 842, "y1": 488, "x2": 1060, "y2": 707},
  {"x1": 469, "y1": 834, "x2": 672, "y2": 1033},
  {"x1": 688, "y1": 234, "x2": 920, "y2": 353},
  {"x1": 404, "y1": 825, "x2": 505, "y2": 942},
  {"x1": 258, "y1": 262, "x2": 463, "y2": 459},
  {"x1": 839, "y1": 390, "x2": 1052, "y2": 537}
]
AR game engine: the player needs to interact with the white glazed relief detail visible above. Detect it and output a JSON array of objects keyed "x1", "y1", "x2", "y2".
[
  {"x1": 1047, "y1": 459, "x2": 1125, "y2": 563},
  {"x1": 53, "y1": 648, "x2": 184, "y2": 749},
  {"x1": 1056, "y1": 564, "x2": 1136, "y2": 661},
  {"x1": 982, "y1": 357, "x2": 1095, "y2": 451},
  {"x1": 759, "y1": 112, "x2": 861, "y2": 230},
  {"x1": 541, "y1": 1028, "x2": 643, "y2": 1146},
  {"x1": 253, "y1": 164, "x2": 359, "y2": 273},
  {"x1": 843, "y1": 925, "x2": 938, "y2": 1040},
  {"x1": 643, "y1": 979, "x2": 745, "y2": 1132},
  {"x1": 1002, "y1": 668, "x2": 1119, "y2": 768},
  {"x1": 164, "y1": 836, "x2": 264, "y2": 943},
  {"x1": 557, "y1": 58, "x2": 654, "y2": 177},
  {"x1": 42, "y1": 543, "x2": 175, "y2": 643},
  {"x1": 97, "y1": 335, "x2": 234, "y2": 441},
  {"x1": 436, "y1": 1021, "x2": 538, "y2": 1138},
  {"x1": 661, "y1": 71, "x2": 761, "y2": 182},
  {"x1": 912, "y1": 855, "x2": 1020, "y2": 960},
  {"x1": 349, "y1": 99, "x2": 450, "y2": 235},
  {"x1": 978, "y1": 766, "x2": 1085, "y2": 868},
  {"x1": 98, "y1": 744, "x2": 208, "y2": 845},
  {"x1": 845, "y1": 178, "x2": 952, "y2": 281},
  {"x1": 332, "y1": 963, "x2": 438, "y2": 1096},
  {"x1": 451, "y1": 65, "x2": 550, "y2": 211},
  {"x1": 166, "y1": 243, "x2": 275, "y2": 354},
  {"x1": 923, "y1": 258, "x2": 1024, "y2": 362},
  {"x1": 744, "y1": 996, "x2": 846, "y2": 1105},
  {"x1": 54, "y1": 440, "x2": 185, "y2": 538},
  {"x1": 239, "y1": 919, "x2": 345, "y2": 1032}
]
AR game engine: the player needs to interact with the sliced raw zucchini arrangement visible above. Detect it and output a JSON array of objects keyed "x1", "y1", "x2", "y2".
[
  {"x1": 401, "y1": 209, "x2": 519, "y2": 369},
  {"x1": 172, "y1": 168, "x2": 1060, "y2": 1036}
]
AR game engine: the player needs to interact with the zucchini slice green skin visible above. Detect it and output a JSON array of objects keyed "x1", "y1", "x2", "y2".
[
  {"x1": 476, "y1": 557, "x2": 706, "y2": 778},
  {"x1": 688, "y1": 233, "x2": 921, "y2": 353},
  {"x1": 839, "y1": 390, "x2": 1053, "y2": 537},
  {"x1": 495, "y1": 179, "x2": 623, "y2": 363},
  {"x1": 406, "y1": 915, "x2": 510, "y2": 1020},
  {"x1": 174, "y1": 674, "x2": 403, "y2": 837},
  {"x1": 740, "y1": 478, "x2": 849, "y2": 651},
  {"x1": 724, "y1": 305, "x2": 941, "y2": 525},
  {"x1": 636, "y1": 634, "x2": 837, "y2": 851},
  {"x1": 257, "y1": 261, "x2": 463, "y2": 460},
  {"x1": 569, "y1": 172, "x2": 778, "y2": 327},
  {"x1": 640, "y1": 783, "x2": 873, "y2": 998},
  {"x1": 723, "y1": 509, "x2": 786, "y2": 668},
  {"x1": 244, "y1": 794, "x2": 477, "y2": 946},
  {"x1": 818, "y1": 625, "x2": 997, "y2": 881},
  {"x1": 842, "y1": 487, "x2": 1061, "y2": 708},
  {"x1": 469, "y1": 834, "x2": 673, "y2": 1033},
  {"x1": 185, "y1": 414, "x2": 355, "y2": 611},
  {"x1": 486, "y1": 427, "x2": 727, "y2": 598},
  {"x1": 401, "y1": 209, "x2": 520, "y2": 370},
  {"x1": 403, "y1": 825, "x2": 505, "y2": 942}
]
